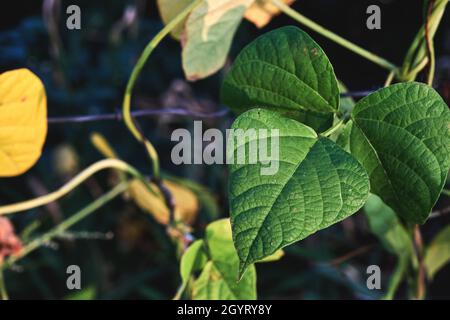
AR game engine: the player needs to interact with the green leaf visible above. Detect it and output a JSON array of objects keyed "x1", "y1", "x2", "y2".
[
  {"x1": 338, "y1": 81, "x2": 355, "y2": 117},
  {"x1": 64, "y1": 286, "x2": 96, "y2": 300},
  {"x1": 425, "y1": 224, "x2": 450, "y2": 279},
  {"x1": 221, "y1": 26, "x2": 339, "y2": 132},
  {"x1": 179, "y1": 240, "x2": 208, "y2": 292},
  {"x1": 364, "y1": 194, "x2": 413, "y2": 256},
  {"x1": 335, "y1": 120, "x2": 352, "y2": 151},
  {"x1": 364, "y1": 194, "x2": 414, "y2": 300},
  {"x1": 157, "y1": 0, "x2": 194, "y2": 40},
  {"x1": 182, "y1": 0, "x2": 254, "y2": 81},
  {"x1": 229, "y1": 109, "x2": 370, "y2": 275},
  {"x1": 192, "y1": 219, "x2": 257, "y2": 300},
  {"x1": 350, "y1": 82, "x2": 450, "y2": 224}
]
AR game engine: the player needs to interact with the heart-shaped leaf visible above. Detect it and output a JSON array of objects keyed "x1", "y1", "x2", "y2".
[
  {"x1": 229, "y1": 109, "x2": 369, "y2": 275},
  {"x1": 0, "y1": 69, "x2": 47, "y2": 177},
  {"x1": 221, "y1": 26, "x2": 339, "y2": 132},
  {"x1": 349, "y1": 82, "x2": 450, "y2": 224},
  {"x1": 182, "y1": 0, "x2": 254, "y2": 81}
]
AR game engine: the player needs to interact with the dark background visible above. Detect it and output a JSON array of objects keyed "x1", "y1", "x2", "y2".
[{"x1": 0, "y1": 0, "x2": 449, "y2": 299}]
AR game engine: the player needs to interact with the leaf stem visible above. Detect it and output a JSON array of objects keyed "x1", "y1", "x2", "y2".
[
  {"x1": 0, "y1": 159, "x2": 148, "y2": 216},
  {"x1": 400, "y1": 0, "x2": 447, "y2": 81},
  {"x1": 384, "y1": 71, "x2": 395, "y2": 87},
  {"x1": 273, "y1": 0, "x2": 398, "y2": 72},
  {"x1": 0, "y1": 181, "x2": 130, "y2": 272},
  {"x1": 425, "y1": 0, "x2": 436, "y2": 86},
  {"x1": 321, "y1": 119, "x2": 345, "y2": 137},
  {"x1": 122, "y1": 0, "x2": 203, "y2": 180},
  {"x1": 0, "y1": 270, "x2": 8, "y2": 300}
]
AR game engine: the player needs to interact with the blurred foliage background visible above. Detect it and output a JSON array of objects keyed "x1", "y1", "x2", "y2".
[{"x1": 0, "y1": 0, "x2": 450, "y2": 299}]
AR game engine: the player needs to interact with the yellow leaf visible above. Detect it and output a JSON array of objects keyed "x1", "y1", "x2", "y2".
[
  {"x1": 129, "y1": 179, "x2": 199, "y2": 225},
  {"x1": 157, "y1": 0, "x2": 194, "y2": 40},
  {"x1": 90, "y1": 133, "x2": 118, "y2": 159},
  {"x1": 244, "y1": 0, "x2": 296, "y2": 28},
  {"x1": 182, "y1": 0, "x2": 254, "y2": 81},
  {"x1": 257, "y1": 249, "x2": 284, "y2": 263},
  {"x1": 0, "y1": 69, "x2": 47, "y2": 177}
]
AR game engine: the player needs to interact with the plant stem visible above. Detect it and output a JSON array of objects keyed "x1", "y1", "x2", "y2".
[
  {"x1": 384, "y1": 71, "x2": 395, "y2": 87},
  {"x1": 0, "y1": 159, "x2": 148, "y2": 216},
  {"x1": 273, "y1": 0, "x2": 398, "y2": 72},
  {"x1": 122, "y1": 0, "x2": 203, "y2": 180},
  {"x1": 0, "y1": 270, "x2": 8, "y2": 300},
  {"x1": 425, "y1": 0, "x2": 436, "y2": 86},
  {"x1": 0, "y1": 181, "x2": 130, "y2": 272},
  {"x1": 382, "y1": 255, "x2": 408, "y2": 300},
  {"x1": 400, "y1": 0, "x2": 447, "y2": 81},
  {"x1": 322, "y1": 119, "x2": 345, "y2": 137}
]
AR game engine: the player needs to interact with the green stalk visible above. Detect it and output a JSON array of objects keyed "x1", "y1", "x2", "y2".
[
  {"x1": 382, "y1": 255, "x2": 409, "y2": 300},
  {"x1": 400, "y1": 0, "x2": 447, "y2": 81},
  {"x1": 0, "y1": 181, "x2": 130, "y2": 272},
  {"x1": 384, "y1": 71, "x2": 396, "y2": 87},
  {"x1": 322, "y1": 119, "x2": 345, "y2": 137},
  {"x1": 273, "y1": 0, "x2": 398, "y2": 72},
  {"x1": 0, "y1": 270, "x2": 8, "y2": 300},
  {"x1": 122, "y1": 0, "x2": 203, "y2": 180},
  {"x1": 0, "y1": 159, "x2": 148, "y2": 216}
]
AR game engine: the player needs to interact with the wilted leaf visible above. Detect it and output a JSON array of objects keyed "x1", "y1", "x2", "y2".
[
  {"x1": 157, "y1": 0, "x2": 194, "y2": 40},
  {"x1": 244, "y1": 0, "x2": 295, "y2": 28},
  {"x1": 90, "y1": 132, "x2": 199, "y2": 225},
  {"x1": 166, "y1": 175, "x2": 220, "y2": 219},
  {"x1": 182, "y1": 0, "x2": 254, "y2": 81},
  {"x1": 0, "y1": 69, "x2": 47, "y2": 177},
  {"x1": 129, "y1": 179, "x2": 199, "y2": 225},
  {"x1": 425, "y1": 224, "x2": 450, "y2": 279},
  {"x1": 350, "y1": 82, "x2": 450, "y2": 224},
  {"x1": 192, "y1": 219, "x2": 257, "y2": 300},
  {"x1": 229, "y1": 109, "x2": 369, "y2": 275},
  {"x1": 221, "y1": 26, "x2": 338, "y2": 132}
]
